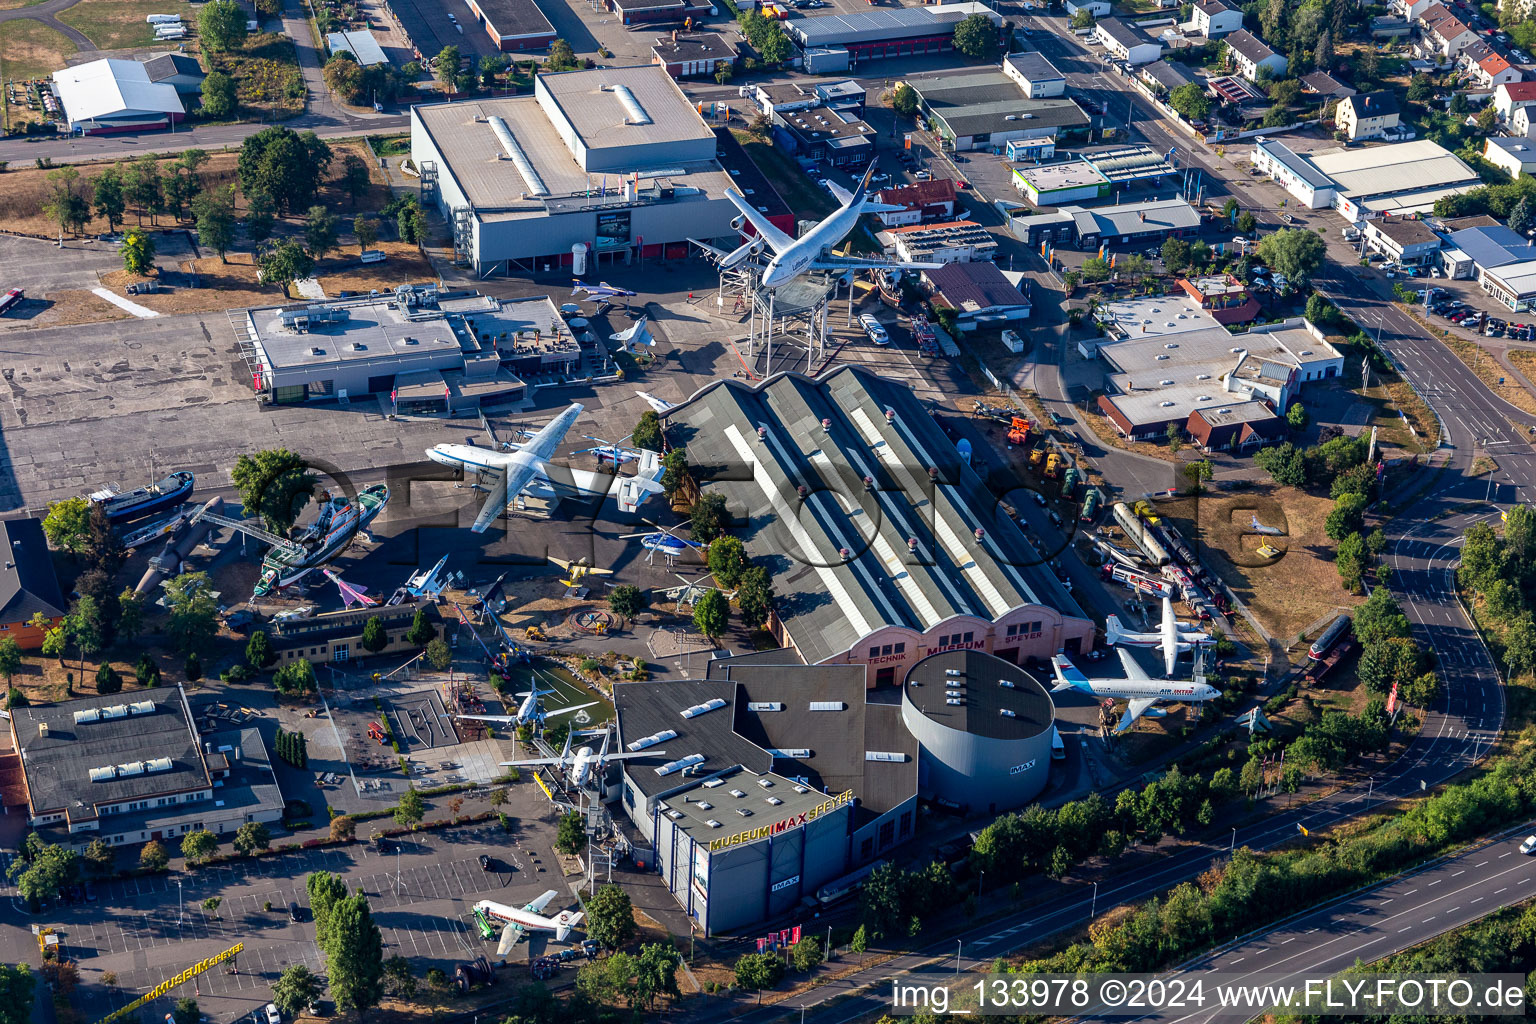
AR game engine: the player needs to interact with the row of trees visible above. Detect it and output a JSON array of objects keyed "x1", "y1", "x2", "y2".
[
  {"x1": 306, "y1": 871, "x2": 386, "y2": 1013},
  {"x1": 1460, "y1": 506, "x2": 1536, "y2": 678},
  {"x1": 1022, "y1": 741, "x2": 1536, "y2": 977},
  {"x1": 275, "y1": 727, "x2": 309, "y2": 768},
  {"x1": 738, "y1": 9, "x2": 793, "y2": 65}
]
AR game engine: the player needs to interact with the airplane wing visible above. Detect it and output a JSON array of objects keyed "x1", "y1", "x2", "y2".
[
  {"x1": 497, "y1": 922, "x2": 522, "y2": 956},
  {"x1": 522, "y1": 403, "x2": 584, "y2": 462},
  {"x1": 470, "y1": 467, "x2": 514, "y2": 534},
  {"x1": 456, "y1": 714, "x2": 521, "y2": 724},
  {"x1": 544, "y1": 701, "x2": 598, "y2": 719},
  {"x1": 548, "y1": 557, "x2": 574, "y2": 571},
  {"x1": 498, "y1": 756, "x2": 569, "y2": 767},
  {"x1": 809, "y1": 255, "x2": 946, "y2": 272},
  {"x1": 1116, "y1": 697, "x2": 1162, "y2": 734},
  {"x1": 1114, "y1": 647, "x2": 1151, "y2": 681},
  {"x1": 527, "y1": 890, "x2": 561, "y2": 914},
  {"x1": 688, "y1": 237, "x2": 734, "y2": 261},
  {"x1": 724, "y1": 190, "x2": 795, "y2": 254},
  {"x1": 635, "y1": 392, "x2": 673, "y2": 413},
  {"x1": 825, "y1": 179, "x2": 854, "y2": 205},
  {"x1": 615, "y1": 449, "x2": 665, "y2": 514}
]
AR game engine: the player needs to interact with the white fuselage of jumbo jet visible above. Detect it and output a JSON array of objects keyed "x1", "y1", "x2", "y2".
[
  {"x1": 761, "y1": 205, "x2": 860, "y2": 288},
  {"x1": 1051, "y1": 654, "x2": 1218, "y2": 704},
  {"x1": 473, "y1": 899, "x2": 584, "y2": 941},
  {"x1": 427, "y1": 442, "x2": 540, "y2": 479}
]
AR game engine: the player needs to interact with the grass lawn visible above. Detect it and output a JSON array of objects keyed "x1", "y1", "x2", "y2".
[
  {"x1": 368, "y1": 134, "x2": 411, "y2": 157},
  {"x1": 730, "y1": 129, "x2": 836, "y2": 220},
  {"x1": 1152, "y1": 484, "x2": 1363, "y2": 643},
  {"x1": 206, "y1": 32, "x2": 304, "y2": 117},
  {"x1": 58, "y1": 0, "x2": 197, "y2": 50},
  {"x1": 0, "y1": 0, "x2": 47, "y2": 10},
  {"x1": 0, "y1": 18, "x2": 77, "y2": 83}
]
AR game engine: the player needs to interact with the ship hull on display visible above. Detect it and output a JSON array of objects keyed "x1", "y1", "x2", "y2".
[
  {"x1": 252, "y1": 485, "x2": 389, "y2": 597},
  {"x1": 91, "y1": 470, "x2": 195, "y2": 522}
]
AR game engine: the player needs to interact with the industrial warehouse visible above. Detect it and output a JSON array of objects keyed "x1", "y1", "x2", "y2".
[
  {"x1": 659, "y1": 367, "x2": 1096, "y2": 686},
  {"x1": 615, "y1": 648, "x2": 1056, "y2": 932},
  {"x1": 410, "y1": 65, "x2": 746, "y2": 275},
  {"x1": 786, "y1": 3, "x2": 1002, "y2": 71}
]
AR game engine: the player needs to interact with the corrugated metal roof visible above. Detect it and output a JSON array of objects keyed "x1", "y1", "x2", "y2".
[{"x1": 51, "y1": 59, "x2": 183, "y2": 125}]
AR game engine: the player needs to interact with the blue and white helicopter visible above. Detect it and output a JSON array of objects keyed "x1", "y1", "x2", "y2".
[{"x1": 621, "y1": 519, "x2": 708, "y2": 566}]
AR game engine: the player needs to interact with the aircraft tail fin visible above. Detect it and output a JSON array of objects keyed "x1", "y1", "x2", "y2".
[
  {"x1": 1105, "y1": 614, "x2": 1129, "y2": 646},
  {"x1": 850, "y1": 160, "x2": 879, "y2": 205},
  {"x1": 1050, "y1": 654, "x2": 1090, "y2": 692},
  {"x1": 554, "y1": 911, "x2": 585, "y2": 942}
]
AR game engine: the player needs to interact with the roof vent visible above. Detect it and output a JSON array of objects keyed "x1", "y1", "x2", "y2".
[
  {"x1": 146, "y1": 757, "x2": 173, "y2": 773},
  {"x1": 655, "y1": 754, "x2": 707, "y2": 776},
  {"x1": 1160, "y1": 401, "x2": 1176, "y2": 407},
  {"x1": 1160, "y1": 379, "x2": 1175, "y2": 386},
  {"x1": 809, "y1": 701, "x2": 846, "y2": 711},
  {"x1": 102, "y1": 705, "x2": 129, "y2": 720},
  {"x1": 116, "y1": 761, "x2": 145, "y2": 777},
  {"x1": 766, "y1": 796, "x2": 783, "y2": 805},
  {"x1": 487, "y1": 116, "x2": 550, "y2": 196},
  {"x1": 89, "y1": 766, "x2": 116, "y2": 783},
  {"x1": 1198, "y1": 395, "x2": 1212, "y2": 401},
  {"x1": 1218, "y1": 407, "x2": 1233, "y2": 414},
  {"x1": 667, "y1": 810, "x2": 684, "y2": 820},
  {"x1": 885, "y1": 407, "x2": 896, "y2": 422},
  {"x1": 865, "y1": 751, "x2": 909, "y2": 762},
  {"x1": 349, "y1": 343, "x2": 367, "y2": 352},
  {"x1": 696, "y1": 801, "x2": 713, "y2": 810},
  {"x1": 702, "y1": 778, "x2": 725, "y2": 788},
  {"x1": 946, "y1": 697, "x2": 963, "y2": 705},
  {"x1": 757, "y1": 778, "x2": 774, "y2": 788},
  {"x1": 74, "y1": 709, "x2": 101, "y2": 725},
  {"x1": 747, "y1": 702, "x2": 784, "y2": 712},
  {"x1": 794, "y1": 785, "x2": 809, "y2": 794},
  {"x1": 768, "y1": 748, "x2": 811, "y2": 758},
  {"x1": 627, "y1": 728, "x2": 677, "y2": 751},
  {"x1": 129, "y1": 701, "x2": 155, "y2": 715},
  {"x1": 1197, "y1": 373, "x2": 1212, "y2": 380},
  {"x1": 705, "y1": 818, "x2": 722, "y2": 828},
  {"x1": 680, "y1": 699, "x2": 728, "y2": 719},
  {"x1": 736, "y1": 808, "x2": 754, "y2": 817},
  {"x1": 1000, "y1": 679, "x2": 1016, "y2": 688},
  {"x1": 610, "y1": 84, "x2": 653, "y2": 124},
  {"x1": 1000, "y1": 708, "x2": 1017, "y2": 718}
]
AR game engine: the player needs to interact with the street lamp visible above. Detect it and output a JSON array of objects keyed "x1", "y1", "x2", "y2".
[
  {"x1": 176, "y1": 879, "x2": 183, "y2": 926},
  {"x1": 1090, "y1": 881, "x2": 1098, "y2": 920},
  {"x1": 955, "y1": 939, "x2": 962, "y2": 975},
  {"x1": 1230, "y1": 827, "x2": 1236, "y2": 852}
]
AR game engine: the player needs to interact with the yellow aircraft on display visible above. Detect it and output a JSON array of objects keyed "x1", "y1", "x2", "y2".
[{"x1": 549, "y1": 556, "x2": 614, "y2": 588}]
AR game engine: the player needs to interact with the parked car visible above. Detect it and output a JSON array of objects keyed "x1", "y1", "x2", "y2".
[
  {"x1": 914, "y1": 169, "x2": 931, "y2": 181},
  {"x1": 289, "y1": 902, "x2": 302, "y2": 922},
  {"x1": 1521, "y1": 834, "x2": 1536, "y2": 855},
  {"x1": 265, "y1": 1004, "x2": 282, "y2": 1024}
]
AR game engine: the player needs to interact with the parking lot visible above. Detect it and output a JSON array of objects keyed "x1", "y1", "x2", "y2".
[{"x1": 0, "y1": 805, "x2": 573, "y2": 1023}]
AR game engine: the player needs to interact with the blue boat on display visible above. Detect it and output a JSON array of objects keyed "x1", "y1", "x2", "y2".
[{"x1": 90, "y1": 470, "x2": 195, "y2": 522}]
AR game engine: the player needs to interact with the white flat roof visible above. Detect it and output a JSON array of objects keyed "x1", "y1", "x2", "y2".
[
  {"x1": 1095, "y1": 294, "x2": 1222, "y2": 339},
  {"x1": 1014, "y1": 159, "x2": 1106, "y2": 191},
  {"x1": 1309, "y1": 139, "x2": 1478, "y2": 198},
  {"x1": 1487, "y1": 258, "x2": 1536, "y2": 297},
  {"x1": 52, "y1": 58, "x2": 183, "y2": 124}
]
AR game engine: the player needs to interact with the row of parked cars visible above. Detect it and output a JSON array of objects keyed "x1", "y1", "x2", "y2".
[{"x1": 1429, "y1": 300, "x2": 1533, "y2": 338}]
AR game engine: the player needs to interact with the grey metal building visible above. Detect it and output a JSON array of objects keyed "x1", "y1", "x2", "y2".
[
  {"x1": 900, "y1": 650, "x2": 1054, "y2": 814},
  {"x1": 615, "y1": 656, "x2": 918, "y2": 934},
  {"x1": 410, "y1": 65, "x2": 743, "y2": 274},
  {"x1": 239, "y1": 287, "x2": 579, "y2": 409},
  {"x1": 904, "y1": 70, "x2": 1089, "y2": 152}
]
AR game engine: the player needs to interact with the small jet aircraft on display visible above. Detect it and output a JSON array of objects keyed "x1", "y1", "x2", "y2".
[
  {"x1": 621, "y1": 519, "x2": 708, "y2": 566},
  {"x1": 397, "y1": 554, "x2": 454, "y2": 603},
  {"x1": 715, "y1": 162, "x2": 947, "y2": 289},
  {"x1": 1105, "y1": 596, "x2": 1212, "y2": 677},
  {"x1": 457, "y1": 683, "x2": 596, "y2": 729},
  {"x1": 502, "y1": 730, "x2": 661, "y2": 790},
  {"x1": 634, "y1": 392, "x2": 674, "y2": 414},
  {"x1": 427, "y1": 404, "x2": 665, "y2": 529},
  {"x1": 571, "y1": 280, "x2": 637, "y2": 308},
  {"x1": 574, "y1": 436, "x2": 642, "y2": 467},
  {"x1": 1249, "y1": 514, "x2": 1285, "y2": 536},
  {"x1": 1051, "y1": 650, "x2": 1219, "y2": 734},
  {"x1": 320, "y1": 568, "x2": 377, "y2": 609},
  {"x1": 473, "y1": 892, "x2": 585, "y2": 953}
]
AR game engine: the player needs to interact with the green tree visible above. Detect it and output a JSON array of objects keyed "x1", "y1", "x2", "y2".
[
  {"x1": 260, "y1": 238, "x2": 317, "y2": 298},
  {"x1": 547, "y1": 38, "x2": 578, "y2": 70},
  {"x1": 42, "y1": 166, "x2": 89, "y2": 242},
  {"x1": 1510, "y1": 195, "x2": 1535, "y2": 236},
  {"x1": 246, "y1": 630, "x2": 275, "y2": 668},
  {"x1": 1166, "y1": 422, "x2": 1183, "y2": 454},
  {"x1": 8, "y1": 839, "x2": 77, "y2": 904},
  {"x1": 200, "y1": 71, "x2": 238, "y2": 118},
  {"x1": 0, "y1": 964, "x2": 34, "y2": 1024},
  {"x1": 0, "y1": 636, "x2": 19, "y2": 688},
  {"x1": 790, "y1": 935, "x2": 824, "y2": 972},
  {"x1": 734, "y1": 953, "x2": 784, "y2": 998},
  {"x1": 556, "y1": 809, "x2": 587, "y2": 854},
  {"x1": 326, "y1": 894, "x2": 385, "y2": 1014},
  {"x1": 82, "y1": 838, "x2": 113, "y2": 877},
  {"x1": 1287, "y1": 403, "x2": 1309, "y2": 429},
  {"x1": 608, "y1": 584, "x2": 646, "y2": 619},
  {"x1": 735, "y1": 565, "x2": 775, "y2": 630},
  {"x1": 1354, "y1": 586, "x2": 1410, "y2": 644},
  {"x1": 1257, "y1": 228, "x2": 1327, "y2": 290},
  {"x1": 425, "y1": 638, "x2": 452, "y2": 670},
  {"x1": 122, "y1": 228, "x2": 156, "y2": 276},
  {"x1": 192, "y1": 189, "x2": 237, "y2": 262},
  {"x1": 690, "y1": 491, "x2": 727, "y2": 543},
  {"x1": 271, "y1": 964, "x2": 322, "y2": 1018},
  {"x1": 353, "y1": 215, "x2": 379, "y2": 253},
  {"x1": 43, "y1": 497, "x2": 91, "y2": 553},
  {"x1": 707, "y1": 535, "x2": 749, "y2": 587},
  {"x1": 1358, "y1": 637, "x2": 1421, "y2": 694},
  {"x1": 633, "y1": 943, "x2": 681, "y2": 1010},
  {"x1": 890, "y1": 82, "x2": 918, "y2": 116},
  {"x1": 1502, "y1": 615, "x2": 1536, "y2": 676},
  {"x1": 1254, "y1": 442, "x2": 1308, "y2": 487},
  {"x1": 307, "y1": 872, "x2": 349, "y2": 950},
  {"x1": 1336, "y1": 531, "x2": 1368, "y2": 592},
  {"x1": 124, "y1": 154, "x2": 164, "y2": 226},
  {"x1": 139, "y1": 840, "x2": 169, "y2": 872},
  {"x1": 382, "y1": 956, "x2": 416, "y2": 999},
  {"x1": 244, "y1": 189, "x2": 276, "y2": 246},
  {"x1": 585, "y1": 883, "x2": 638, "y2": 950},
  {"x1": 1080, "y1": 256, "x2": 1111, "y2": 283},
  {"x1": 304, "y1": 205, "x2": 339, "y2": 260},
  {"x1": 394, "y1": 787, "x2": 425, "y2": 830},
  {"x1": 859, "y1": 862, "x2": 905, "y2": 937},
  {"x1": 660, "y1": 448, "x2": 689, "y2": 500},
  {"x1": 1183, "y1": 458, "x2": 1214, "y2": 492},
  {"x1": 360, "y1": 616, "x2": 388, "y2": 653},
  {"x1": 1169, "y1": 82, "x2": 1210, "y2": 121},
  {"x1": 198, "y1": 0, "x2": 248, "y2": 52},
  {"x1": 93, "y1": 166, "x2": 126, "y2": 232},
  {"x1": 405, "y1": 607, "x2": 436, "y2": 645},
  {"x1": 1071, "y1": 7, "x2": 1094, "y2": 27},
  {"x1": 324, "y1": 53, "x2": 365, "y2": 102},
  {"x1": 94, "y1": 661, "x2": 119, "y2": 694},
  {"x1": 238, "y1": 127, "x2": 334, "y2": 215},
  {"x1": 231, "y1": 448, "x2": 316, "y2": 534},
  {"x1": 172, "y1": 997, "x2": 200, "y2": 1024},
  {"x1": 631, "y1": 409, "x2": 663, "y2": 450},
  {"x1": 164, "y1": 572, "x2": 218, "y2": 656},
  {"x1": 757, "y1": 22, "x2": 792, "y2": 64},
  {"x1": 1236, "y1": 210, "x2": 1256, "y2": 235},
  {"x1": 202, "y1": 896, "x2": 222, "y2": 916},
  {"x1": 273, "y1": 659, "x2": 316, "y2": 696},
  {"x1": 1325, "y1": 491, "x2": 1369, "y2": 540},
  {"x1": 162, "y1": 166, "x2": 199, "y2": 222},
  {"x1": 63, "y1": 595, "x2": 104, "y2": 678},
  {"x1": 340, "y1": 155, "x2": 371, "y2": 206},
  {"x1": 692, "y1": 587, "x2": 729, "y2": 641},
  {"x1": 234, "y1": 821, "x2": 271, "y2": 855},
  {"x1": 1161, "y1": 237, "x2": 1192, "y2": 271}
]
